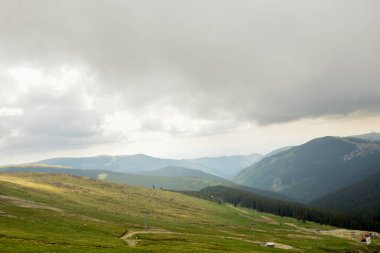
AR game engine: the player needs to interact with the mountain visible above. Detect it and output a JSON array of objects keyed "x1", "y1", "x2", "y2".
[
  {"x1": 0, "y1": 164, "x2": 230, "y2": 191},
  {"x1": 36, "y1": 154, "x2": 212, "y2": 174},
  {"x1": 235, "y1": 136, "x2": 380, "y2": 202},
  {"x1": 138, "y1": 165, "x2": 224, "y2": 180},
  {"x1": 186, "y1": 154, "x2": 263, "y2": 178},
  {"x1": 0, "y1": 164, "x2": 290, "y2": 201},
  {"x1": 264, "y1": 146, "x2": 294, "y2": 158},
  {"x1": 311, "y1": 169, "x2": 380, "y2": 220},
  {"x1": 0, "y1": 172, "x2": 373, "y2": 252},
  {"x1": 350, "y1": 132, "x2": 380, "y2": 142},
  {"x1": 36, "y1": 153, "x2": 263, "y2": 179}
]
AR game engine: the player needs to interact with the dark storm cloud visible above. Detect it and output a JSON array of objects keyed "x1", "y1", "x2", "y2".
[{"x1": 0, "y1": 0, "x2": 379, "y2": 148}]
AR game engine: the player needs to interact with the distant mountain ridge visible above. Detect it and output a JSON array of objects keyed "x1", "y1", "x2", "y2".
[
  {"x1": 138, "y1": 165, "x2": 224, "y2": 180},
  {"x1": 235, "y1": 135, "x2": 380, "y2": 202},
  {"x1": 185, "y1": 154, "x2": 263, "y2": 178},
  {"x1": 36, "y1": 153, "x2": 263, "y2": 179},
  {"x1": 0, "y1": 164, "x2": 230, "y2": 191},
  {"x1": 37, "y1": 154, "x2": 212, "y2": 174},
  {"x1": 0, "y1": 164, "x2": 289, "y2": 201},
  {"x1": 264, "y1": 146, "x2": 294, "y2": 158},
  {"x1": 349, "y1": 132, "x2": 380, "y2": 142}
]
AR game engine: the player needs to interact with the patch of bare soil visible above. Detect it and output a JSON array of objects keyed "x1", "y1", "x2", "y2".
[
  {"x1": 319, "y1": 229, "x2": 362, "y2": 240},
  {"x1": 285, "y1": 222, "x2": 315, "y2": 234},
  {"x1": 68, "y1": 213, "x2": 106, "y2": 223},
  {"x1": 274, "y1": 243, "x2": 294, "y2": 250},
  {"x1": 226, "y1": 204, "x2": 250, "y2": 214},
  {"x1": 226, "y1": 204, "x2": 279, "y2": 225},
  {"x1": 255, "y1": 215, "x2": 280, "y2": 225},
  {"x1": 285, "y1": 222, "x2": 364, "y2": 241}
]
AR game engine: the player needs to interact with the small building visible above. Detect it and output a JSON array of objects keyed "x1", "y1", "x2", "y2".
[{"x1": 361, "y1": 232, "x2": 372, "y2": 245}]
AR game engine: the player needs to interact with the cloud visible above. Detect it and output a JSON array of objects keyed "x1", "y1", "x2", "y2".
[
  {"x1": 0, "y1": 0, "x2": 379, "y2": 153},
  {"x1": 0, "y1": 65, "x2": 115, "y2": 152},
  {"x1": 0, "y1": 107, "x2": 24, "y2": 117}
]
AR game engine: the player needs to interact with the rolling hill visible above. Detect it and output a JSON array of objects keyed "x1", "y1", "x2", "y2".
[
  {"x1": 35, "y1": 153, "x2": 263, "y2": 179},
  {"x1": 0, "y1": 164, "x2": 231, "y2": 191},
  {"x1": 36, "y1": 154, "x2": 211, "y2": 174},
  {"x1": 0, "y1": 172, "x2": 378, "y2": 252},
  {"x1": 0, "y1": 164, "x2": 289, "y2": 201},
  {"x1": 138, "y1": 165, "x2": 225, "y2": 180},
  {"x1": 235, "y1": 136, "x2": 380, "y2": 202}
]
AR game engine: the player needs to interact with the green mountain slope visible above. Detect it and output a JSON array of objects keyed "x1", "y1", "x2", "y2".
[
  {"x1": 264, "y1": 146, "x2": 294, "y2": 158},
  {"x1": 311, "y1": 168, "x2": 380, "y2": 220},
  {"x1": 0, "y1": 172, "x2": 378, "y2": 252},
  {"x1": 235, "y1": 136, "x2": 380, "y2": 202}
]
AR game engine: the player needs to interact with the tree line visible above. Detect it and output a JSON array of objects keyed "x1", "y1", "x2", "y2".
[{"x1": 180, "y1": 185, "x2": 380, "y2": 232}]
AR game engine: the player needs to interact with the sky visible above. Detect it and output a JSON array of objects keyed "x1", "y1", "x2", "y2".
[{"x1": 0, "y1": 0, "x2": 380, "y2": 164}]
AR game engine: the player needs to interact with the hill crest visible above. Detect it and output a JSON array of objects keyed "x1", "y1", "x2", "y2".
[{"x1": 235, "y1": 136, "x2": 380, "y2": 202}]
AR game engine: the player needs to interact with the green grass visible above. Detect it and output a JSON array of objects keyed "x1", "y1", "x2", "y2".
[{"x1": 0, "y1": 172, "x2": 379, "y2": 252}]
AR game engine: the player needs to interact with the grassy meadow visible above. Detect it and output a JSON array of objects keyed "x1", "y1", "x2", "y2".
[{"x1": 0, "y1": 172, "x2": 379, "y2": 252}]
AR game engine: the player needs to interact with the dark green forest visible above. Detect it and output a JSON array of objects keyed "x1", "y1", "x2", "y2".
[
  {"x1": 181, "y1": 185, "x2": 380, "y2": 232},
  {"x1": 312, "y1": 170, "x2": 380, "y2": 225}
]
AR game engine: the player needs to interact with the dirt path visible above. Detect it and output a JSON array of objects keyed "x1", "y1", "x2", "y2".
[
  {"x1": 257, "y1": 215, "x2": 280, "y2": 225},
  {"x1": 285, "y1": 222, "x2": 315, "y2": 234},
  {"x1": 0, "y1": 194, "x2": 105, "y2": 223},
  {"x1": 0, "y1": 194, "x2": 64, "y2": 212},
  {"x1": 121, "y1": 228, "x2": 177, "y2": 246},
  {"x1": 226, "y1": 204, "x2": 251, "y2": 214},
  {"x1": 121, "y1": 228, "x2": 295, "y2": 250},
  {"x1": 226, "y1": 204, "x2": 279, "y2": 225}
]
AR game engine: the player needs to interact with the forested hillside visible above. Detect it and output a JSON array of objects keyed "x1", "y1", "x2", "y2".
[
  {"x1": 182, "y1": 185, "x2": 380, "y2": 232},
  {"x1": 312, "y1": 170, "x2": 380, "y2": 224},
  {"x1": 235, "y1": 136, "x2": 380, "y2": 202}
]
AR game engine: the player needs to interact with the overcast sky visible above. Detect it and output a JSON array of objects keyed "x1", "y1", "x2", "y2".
[{"x1": 1, "y1": 0, "x2": 380, "y2": 164}]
